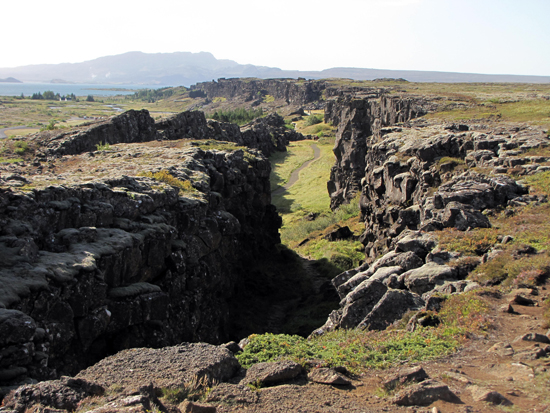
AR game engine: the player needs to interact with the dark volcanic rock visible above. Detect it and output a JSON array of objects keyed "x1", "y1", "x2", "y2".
[
  {"x1": 382, "y1": 366, "x2": 429, "y2": 391},
  {"x1": 392, "y1": 379, "x2": 458, "y2": 406},
  {"x1": 3, "y1": 376, "x2": 104, "y2": 413},
  {"x1": 0, "y1": 129, "x2": 283, "y2": 389}
]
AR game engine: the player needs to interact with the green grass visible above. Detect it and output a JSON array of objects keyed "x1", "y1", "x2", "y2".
[
  {"x1": 138, "y1": 170, "x2": 198, "y2": 196},
  {"x1": 0, "y1": 157, "x2": 23, "y2": 164},
  {"x1": 95, "y1": 142, "x2": 111, "y2": 151},
  {"x1": 269, "y1": 141, "x2": 316, "y2": 191},
  {"x1": 236, "y1": 291, "x2": 492, "y2": 373},
  {"x1": 270, "y1": 137, "x2": 364, "y2": 276},
  {"x1": 273, "y1": 141, "x2": 334, "y2": 215}
]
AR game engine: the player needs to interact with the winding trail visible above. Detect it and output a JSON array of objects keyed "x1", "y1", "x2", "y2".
[
  {"x1": 272, "y1": 142, "x2": 320, "y2": 196},
  {"x1": 0, "y1": 126, "x2": 29, "y2": 139}
]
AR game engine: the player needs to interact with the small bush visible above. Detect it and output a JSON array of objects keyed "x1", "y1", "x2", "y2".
[
  {"x1": 40, "y1": 120, "x2": 57, "y2": 131},
  {"x1": 139, "y1": 170, "x2": 197, "y2": 195},
  {"x1": 95, "y1": 142, "x2": 111, "y2": 151},
  {"x1": 13, "y1": 141, "x2": 29, "y2": 155},
  {"x1": 161, "y1": 375, "x2": 213, "y2": 404},
  {"x1": 305, "y1": 114, "x2": 323, "y2": 126},
  {"x1": 438, "y1": 291, "x2": 492, "y2": 334}
]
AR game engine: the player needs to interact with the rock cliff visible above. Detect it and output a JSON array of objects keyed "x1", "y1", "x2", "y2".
[
  {"x1": 325, "y1": 94, "x2": 429, "y2": 209},
  {"x1": 0, "y1": 109, "x2": 292, "y2": 394},
  {"x1": 316, "y1": 97, "x2": 550, "y2": 334},
  {"x1": 37, "y1": 109, "x2": 303, "y2": 159},
  {"x1": 189, "y1": 78, "x2": 326, "y2": 106}
]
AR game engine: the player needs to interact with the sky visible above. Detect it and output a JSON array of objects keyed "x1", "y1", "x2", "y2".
[{"x1": 2, "y1": 0, "x2": 549, "y2": 76}]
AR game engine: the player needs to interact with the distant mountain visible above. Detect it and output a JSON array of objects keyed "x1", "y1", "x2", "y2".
[
  {"x1": 0, "y1": 77, "x2": 22, "y2": 83},
  {"x1": 0, "y1": 52, "x2": 549, "y2": 86}
]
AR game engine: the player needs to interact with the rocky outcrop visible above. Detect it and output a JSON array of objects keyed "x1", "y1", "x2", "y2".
[
  {"x1": 189, "y1": 78, "x2": 327, "y2": 106},
  {"x1": 0, "y1": 111, "x2": 291, "y2": 393},
  {"x1": 34, "y1": 109, "x2": 305, "y2": 159},
  {"x1": 316, "y1": 113, "x2": 550, "y2": 333},
  {"x1": 325, "y1": 95, "x2": 429, "y2": 209}
]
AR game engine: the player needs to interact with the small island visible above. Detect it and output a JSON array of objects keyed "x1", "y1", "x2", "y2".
[{"x1": 0, "y1": 77, "x2": 22, "y2": 83}]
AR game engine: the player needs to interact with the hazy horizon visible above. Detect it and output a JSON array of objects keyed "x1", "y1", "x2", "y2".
[{"x1": 3, "y1": 0, "x2": 549, "y2": 78}]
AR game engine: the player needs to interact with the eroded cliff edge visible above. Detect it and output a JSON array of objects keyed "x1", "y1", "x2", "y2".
[
  {"x1": 0, "y1": 109, "x2": 302, "y2": 391},
  {"x1": 318, "y1": 93, "x2": 550, "y2": 334}
]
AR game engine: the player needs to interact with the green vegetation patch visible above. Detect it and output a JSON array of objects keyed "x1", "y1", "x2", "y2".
[
  {"x1": 304, "y1": 114, "x2": 324, "y2": 126},
  {"x1": 237, "y1": 290, "x2": 495, "y2": 373},
  {"x1": 209, "y1": 107, "x2": 264, "y2": 125},
  {"x1": 436, "y1": 227, "x2": 499, "y2": 255},
  {"x1": 237, "y1": 329, "x2": 458, "y2": 373},
  {"x1": 138, "y1": 170, "x2": 198, "y2": 195},
  {"x1": 469, "y1": 251, "x2": 550, "y2": 287},
  {"x1": 269, "y1": 141, "x2": 316, "y2": 191}
]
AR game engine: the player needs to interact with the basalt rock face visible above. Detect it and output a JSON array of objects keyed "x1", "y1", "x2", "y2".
[
  {"x1": 325, "y1": 95, "x2": 429, "y2": 210},
  {"x1": 316, "y1": 109, "x2": 550, "y2": 333},
  {"x1": 35, "y1": 109, "x2": 304, "y2": 159},
  {"x1": 36, "y1": 110, "x2": 158, "y2": 157},
  {"x1": 189, "y1": 78, "x2": 326, "y2": 105},
  {"x1": 0, "y1": 113, "x2": 284, "y2": 394}
]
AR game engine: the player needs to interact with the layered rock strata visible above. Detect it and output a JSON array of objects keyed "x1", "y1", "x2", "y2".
[{"x1": 0, "y1": 111, "x2": 285, "y2": 393}]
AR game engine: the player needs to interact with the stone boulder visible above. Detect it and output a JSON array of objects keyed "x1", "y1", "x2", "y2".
[
  {"x1": 307, "y1": 368, "x2": 351, "y2": 385},
  {"x1": 402, "y1": 263, "x2": 458, "y2": 295},
  {"x1": 2, "y1": 376, "x2": 104, "y2": 413},
  {"x1": 77, "y1": 343, "x2": 240, "y2": 390},
  {"x1": 392, "y1": 379, "x2": 459, "y2": 406},
  {"x1": 358, "y1": 289, "x2": 424, "y2": 330},
  {"x1": 239, "y1": 361, "x2": 303, "y2": 387}
]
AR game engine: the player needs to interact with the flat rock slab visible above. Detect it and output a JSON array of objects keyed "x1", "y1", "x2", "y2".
[
  {"x1": 2, "y1": 376, "x2": 104, "y2": 412},
  {"x1": 509, "y1": 293, "x2": 536, "y2": 306},
  {"x1": 443, "y1": 370, "x2": 472, "y2": 384},
  {"x1": 383, "y1": 366, "x2": 429, "y2": 391},
  {"x1": 240, "y1": 360, "x2": 303, "y2": 386},
  {"x1": 179, "y1": 400, "x2": 218, "y2": 413},
  {"x1": 392, "y1": 379, "x2": 459, "y2": 406},
  {"x1": 206, "y1": 383, "x2": 259, "y2": 405},
  {"x1": 77, "y1": 343, "x2": 240, "y2": 390},
  {"x1": 468, "y1": 385, "x2": 511, "y2": 405},
  {"x1": 307, "y1": 368, "x2": 351, "y2": 385},
  {"x1": 487, "y1": 342, "x2": 515, "y2": 357},
  {"x1": 513, "y1": 333, "x2": 550, "y2": 344}
]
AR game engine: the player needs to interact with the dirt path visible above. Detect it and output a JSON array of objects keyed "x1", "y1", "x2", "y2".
[
  {"x1": 272, "y1": 142, "x2": 320, "y2": 196},
  {"x1": 0, "y1": 126, "x2": 29, "y2": 139}
]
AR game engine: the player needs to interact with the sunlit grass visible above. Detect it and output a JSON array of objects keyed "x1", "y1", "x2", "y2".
[{"x1": 269, "y1": 141, "x2": 316, "y2": 191}]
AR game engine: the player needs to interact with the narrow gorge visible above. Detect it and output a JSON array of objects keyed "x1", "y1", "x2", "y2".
[{"x1": 1, "y1": 78, "x2": 550, "y2": 412}]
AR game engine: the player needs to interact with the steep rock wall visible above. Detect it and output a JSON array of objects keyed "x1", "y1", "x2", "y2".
[
  {"x1": 189, "y1": 78, "x2": 326, "y2": 105},
  {"x1": 315, "y1": 119, "x2": 550, "y2": 335},
  {"x1": 35, "y1": 109, "x2": 304, "y2": 159},
  {"x1": 0, "y1": 112, "x2": 285, "y2": 393},
  {"x1": 325, "y1": 95, "x2": 428, "y2": 210}
]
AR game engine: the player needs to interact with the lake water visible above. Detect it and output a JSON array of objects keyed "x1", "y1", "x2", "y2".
[{"x1": 0, "y1": 82, "x2": 170, "y2": 97}]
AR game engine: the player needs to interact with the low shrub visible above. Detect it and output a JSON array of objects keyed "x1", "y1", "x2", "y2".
[
  {"x1": 237, "y1": 328, "x2": 459, "y2": 374},
  {"x1": 139, "y1": 170, "x2": 197, "y2": 195},
  {"x1": 305, "y1": 114, "x2": 323, "y2": 126}
]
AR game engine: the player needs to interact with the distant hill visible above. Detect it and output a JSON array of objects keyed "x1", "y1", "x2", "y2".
[
  {"x1": 0, "y1": 51, "x2": 549, "y2": 86},
  {"x1": 0, "y1": 77, "x2": 22, "y2": 83}
]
